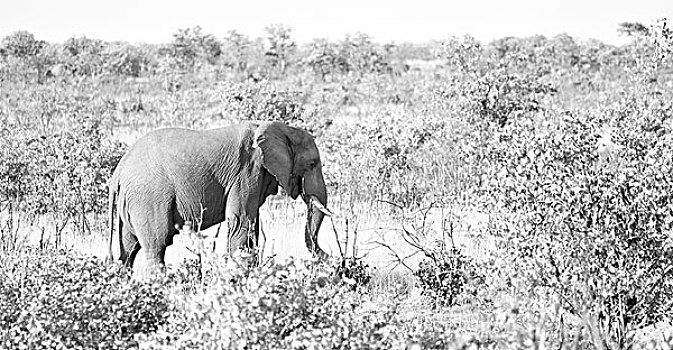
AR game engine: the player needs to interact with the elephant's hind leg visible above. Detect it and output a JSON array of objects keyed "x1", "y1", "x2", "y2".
[
  {"x1": 134, "y1": 247, "x2": 167, "y2": 280},
  {"x1": 129, "y1": 202, "x2": 174, "y2": 280},
  {"x1": 133, "y1": 234, "x2": 168, "y2": 280},
  {"x1": 121, "y1": 226, "x2": 141, "y2": 269}
]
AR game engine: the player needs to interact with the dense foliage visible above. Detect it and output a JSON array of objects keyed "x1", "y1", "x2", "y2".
[
  {"x1": 0, "y1": 250, "x2": 168, "y2": 349},
  {"x1": 483, "y1": 104, "x2": 673, "y2": 348},
  {"x1": 0, "y1": 93, "x2": 123, "y2": 240}
]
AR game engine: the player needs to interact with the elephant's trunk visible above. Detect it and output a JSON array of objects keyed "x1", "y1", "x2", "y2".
[
  {"x1": 305, "y1": 201, "x2": 327, "y2": 258},
  {"x1": 302, "y1": 164, "x2": 329, "y2": 258}
]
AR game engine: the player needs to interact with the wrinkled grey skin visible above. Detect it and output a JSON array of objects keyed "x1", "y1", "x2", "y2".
[{"x1": 107, "y1": 121, "x2": 328, "y2": 277}]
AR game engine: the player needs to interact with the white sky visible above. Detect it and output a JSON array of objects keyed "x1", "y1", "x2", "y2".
[{"x1": 0, "y1": 0, "x2": 671, "y2": 45}]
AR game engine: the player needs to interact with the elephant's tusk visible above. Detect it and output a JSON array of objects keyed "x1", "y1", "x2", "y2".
[{"x1": 309, "y1": 195, "x2": 333, "y2": 217}]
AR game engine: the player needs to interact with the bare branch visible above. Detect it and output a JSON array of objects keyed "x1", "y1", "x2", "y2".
[{"x1": 371, "y1": 239, "x2": 415, "y2": 272}]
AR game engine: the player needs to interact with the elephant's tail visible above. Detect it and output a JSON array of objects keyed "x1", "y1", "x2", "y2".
[{"x1": 106, "y1": 175, "x2": 122, "y2": 264}]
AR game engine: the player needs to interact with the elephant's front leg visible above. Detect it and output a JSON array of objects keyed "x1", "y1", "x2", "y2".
[
  {"x1": 224, "y1": 212, "x2": 258, "y2": 255},
  {"x1": 215, "y1": 188, "x2": 260, "y2": 257}
]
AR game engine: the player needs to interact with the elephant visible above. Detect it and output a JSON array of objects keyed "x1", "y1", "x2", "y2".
[{"x1": 107, "y1": 121, "x2": 330, "y2": 277}]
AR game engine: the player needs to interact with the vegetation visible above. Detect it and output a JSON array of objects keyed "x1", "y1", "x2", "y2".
[{"x1": 1, "y1": 19, "x2": 673, "y2": 349}]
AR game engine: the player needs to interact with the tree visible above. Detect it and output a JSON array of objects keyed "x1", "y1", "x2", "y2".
[
  {"x1": 264, "y1": 24, "x2": 296, "y2": 76},
  {"x1": 437, "y1": 35, "x2": 482, "y2": 74},
  {"x1": 550, "y1": 33, "x2": 579, "y2": 67},
  {"x1": 103, "y1": 42, "x2": 155, "y2": 77},
  {"x1": 222, "y1": 30, "x2": 252, "y2": 73},
  {"x1": 0, "y1": 31, "x2": 46, "y2": 82},
  {"x1": 165, "y1": 26, "x2": 222, "y2": 72},
  {"x1": 62, "y1": 36, "x2": 105, "y2": 77},
  {"x1": 338, "y1": 33, "x2": 391, "y2": 75},
  {"x1": 303, "y1": 38, "x2": 347, "y2": 81},
  {"x1": 618, "y1": 22, "x2": 650, "y2": 37},
  {"x1": 1, "y1": 31, "x2": 44, "y2": 58}
]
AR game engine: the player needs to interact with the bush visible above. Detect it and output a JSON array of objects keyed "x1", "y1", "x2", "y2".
[
  {"x1": 414, "y1": 248, "x2": 480, "y2": 308},
  {"x1": 0, "y1": 111, "x2": 124, "y2": 236},
  {"x1": 0, "y1": 31, "x2": 47, "y2": 83},
  {"x1": 1, "y1": 31, "x2": 44, "y2": 58},
  {"x1": 219, "y1": 80, "x2": 305, "y2": 123},
  {"x1": 139, "y1": 258, "x2": 394, "y2": 349},
  {"x1": 0, "y1": 250, "x2": 169, "y2": 350},
  {"x1": 332, "y1": 258, "x2": 372, "y2": 291},
  {"x1": 438, "y1": 68, "x2": 556, "y2": 128},
  {"x1": 103, "y1": 43, "x2": 156, "y2": 77},
  {"x1": 486, "y1": 107, "x2": 673, "y2": 347},
  {"x1": 218, "y1": 80, "x2": 333, "y2": 136},
  {"x1": 62, "y1": 36, "x2": 105, "y2": 77},
  {"x1": 302, "y1": 38, "x2": 348, "y2": 80}
]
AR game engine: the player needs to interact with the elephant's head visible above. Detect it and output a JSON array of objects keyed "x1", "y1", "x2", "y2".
[{"x1": 254, "y1": 121, "x2": 330, "y2": 258}]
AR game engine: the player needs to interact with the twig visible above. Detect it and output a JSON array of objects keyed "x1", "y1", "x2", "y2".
[
  {"x1": 399, "y1": 228, "x2": 434, "y2": 260},
  {"x1": 372, "y1": 239, "x2": 415, "y2": 272},
  {"x1": 421, "y1": 201, "x2": 436, "y2": 232},
  {"x1": 377, "y1": 199, "x2": 404, "y2": 210},
  {"x1": 343, "y1": 218, "x2": 349, "y2": 259},
  {"x1": 330, "y1": 217, "x2": 344, "y2": 258}
]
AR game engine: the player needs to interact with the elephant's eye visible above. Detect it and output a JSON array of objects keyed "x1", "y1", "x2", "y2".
[{"x1": 308, "y1": 161, "x2": 317, "y2": 169}]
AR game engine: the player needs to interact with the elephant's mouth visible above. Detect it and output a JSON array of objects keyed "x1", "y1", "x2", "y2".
[{"x1": 301, "y1": 179, "x2": 332, "y2": 216}]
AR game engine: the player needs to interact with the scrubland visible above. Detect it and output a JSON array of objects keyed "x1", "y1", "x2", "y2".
[{"x1": 1, "y1": 22, "x2": 673, "y2": 349}]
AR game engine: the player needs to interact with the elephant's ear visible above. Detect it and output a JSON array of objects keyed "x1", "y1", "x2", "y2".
[{"x1": 253, "y1": 122, "x2": 301, "y2": 199}]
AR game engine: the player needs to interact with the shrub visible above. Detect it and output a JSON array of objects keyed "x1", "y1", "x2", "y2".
[
  {"x1": 219, "y1": 80, "x2": 304, "y2": 123},
  {"x1": 1, "y1": 31, "x2": 44, "y2": 58},
  {"x1": 302, "y1": 38, "x2": 348, "y2": 80},
  {"x1": 414, "y1": 248, "x2": 478, "y2": 308},
  {"x1": 217, "y1": 80, "x2": 333, "y2": 136},
  {"x1": 62, "y1": 36, "x2": 105, "y2": 77},
  {"x1": 0, "y1": 249, "x2": 169, "y2": 350},
  {"x1": 436, "y1": 35, "x2": 483, "y2": 74},
  {"x1": 0, "y1": 31, "x2": 47, "y2": 83},
  {"x1": 332, "y1": 258, "x2": 372, "y2": 291},
  {"x1": 486, "y1": 107, "x2": 673, "y2": 347},
  {"x1": 0, "y1": 110, "x2": 124, "y2": 237},
  {"x1": 139, "y1": 258, "x2": 395, "y2": 349},
  {"x1": 438, "y1": 68, "x2": 557, "y2": 128},
  {"x1": 103, "y1": 43, "x2": 156, "y2": 77}
]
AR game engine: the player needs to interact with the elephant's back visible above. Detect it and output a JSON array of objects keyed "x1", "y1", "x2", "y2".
[
  {"x1": 132, "y1": 128, "x2": 202, "y2": 149},
  {"x1": 123, "y1": 128, "x2": 208, "y2": 162},
  {"x1": 133, "y1": 126, "x2": 248, "y2": 152},
  {"x1": 115, "y1": 128, "x2": 202, "y2": 180},
  {"x1": 114, "y1": 125, "x2": 248, "y2": 183}
]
